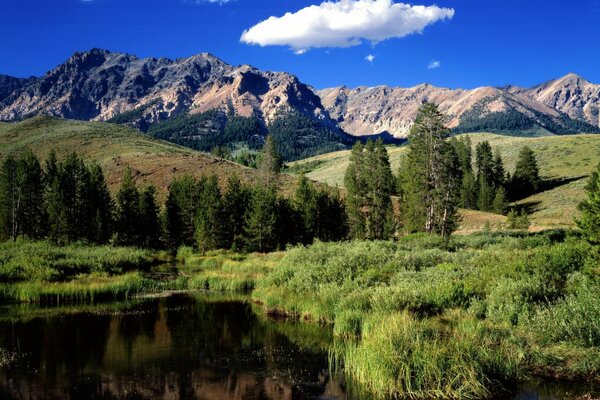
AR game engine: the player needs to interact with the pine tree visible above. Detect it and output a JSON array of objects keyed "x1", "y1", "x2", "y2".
[
  {"x1": 195, "y1": 175, "x2": 223, "y2": 253},
  {"x1": 244, "y1": 186, "x2": 279, "y2": 252},
  {"x1": 165, "y1": 175, "x2": 201, "y2": 248},
  {"x1": 344, "y1": 141, "x2": 367, "y2": 238},
  {"x1": 115, "y1": 167, "x2": 141, "y2": 246},
  {"x1": 17, "y1": 151, "x2": 47, "y2": 240},
  {"x1": 367, "y1": 139, "x2": 395, "y2": 239},
  {"x1": 222, "y1": 175, "x2": 250, "y2": 250},
  {"x1": 139, "y1": 185, "x2": 162, "y2": 248},
  {"x1": 460, "y1": 171, "x2": 478, "y2": 209},
  {"x1": 492, "y1": 149, "x2": 506, "y2": 189},
  {"x1": 398, "y1": 103, "x2": 461, "y2": 237},
  {"x1": 314, "y1": 188, "x2": 347, "y2": 242},
  {"x1": 576, "y1": 162, "x2": 600, "y2": 244},
  {"x1": 294, "y1": 173, "x2": 318, "y2": 244},
  {"x1": 88, "y1": 164, "x2": 113, "y2": 244},
  {"x1": 477, "y1": 178, "x2": 493, "y2": 212},
  {"x1": 492, "y1": 186, "x2": 509, "y2": 215},
  {"x1": 511, "y1": 146, "x2": 540, "y2": 199},
  {"x1": 0, "y1": 156, "x2": 20, "y2": 242},
  {"x1": 434, "y1": 143, "x2": 462, "y2": 237},
  {"x1": 258, "y1": 135, "x2": 282, "y2": 188},
  {"x1": 44, "y1": 151, "x2": 62, "y2": 243}
]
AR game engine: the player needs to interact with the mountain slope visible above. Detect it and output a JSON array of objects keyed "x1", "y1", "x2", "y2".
[
  {"x1": 318, "y1": 77, "x2": 600, "y2": 138},
  {"x1": 0, "y1": 49, "x2": 334, "y2": 128},
  {"x1": 0, "y1": 116, "x2": 296, "y2": 199},
  {"x1": 0, "y1": 49, "x2": 598, "y2": 142},
  {"x1": 514, "y1": 73, "x2": 600, "y2": 128}
]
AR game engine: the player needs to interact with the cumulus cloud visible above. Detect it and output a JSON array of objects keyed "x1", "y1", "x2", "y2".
[
  {"x1": 365, "y1": 54, "x2": 376, "y2": 63},
  {"x1": 427, "y1": 60, "x2": 441, "y2": 69},
  {"x1": 240, "y1": 0, "x2": 454, "y2": 53}
]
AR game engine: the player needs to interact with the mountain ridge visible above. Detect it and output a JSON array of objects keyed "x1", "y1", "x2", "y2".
[{"x1": 0, "y1": 49, "x2": 598, "y2": 140}]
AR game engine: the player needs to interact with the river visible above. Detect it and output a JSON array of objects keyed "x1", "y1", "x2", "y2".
[{"x1": 0, "y1": 293, "x2": 597, "y2": 399}]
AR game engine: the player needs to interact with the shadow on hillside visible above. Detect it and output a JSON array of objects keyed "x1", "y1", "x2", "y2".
[
  {"x1": 538, "y1": 175, "x2": 588, "y2": 192},
  {"x1": 513, "y1": 201, "x2": 543, "y2": 215},
  {"x1": 353, "y1": 131, "x2": 406, "y2": 145}
]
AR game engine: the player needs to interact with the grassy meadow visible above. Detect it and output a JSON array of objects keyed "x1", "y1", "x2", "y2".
[
  {"x1": 288, "y1": 133, "x2": 600, "y2": 230},
  {"x1": 1, "y1": 231, "x2": 599, "y2": 398},
  {"x1": 0, "y1": 116, "x2": 297, "y2": 201}
]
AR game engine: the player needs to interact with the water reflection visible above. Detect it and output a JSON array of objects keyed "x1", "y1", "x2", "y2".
[
  {"x1": 0, "y1": 294, "x2": 345, "y2": 400},
  {"x1": 0, "y1": 293, "x2": 598, "y2": 400}
]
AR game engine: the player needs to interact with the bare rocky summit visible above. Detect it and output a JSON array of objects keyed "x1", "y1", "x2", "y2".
[
  {"x1": 0, "y1": 49, "x2": 334, "y2": 130},
  {"x1": 0, "y1": 49, "x2": 598, "y2": 138},
  {"x1": 318, "y1": 74, "x2": 600, "y2": 138}
]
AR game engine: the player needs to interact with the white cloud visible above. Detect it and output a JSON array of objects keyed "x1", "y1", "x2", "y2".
[
  {"x1": 427, "y1": 60, "x2": 441, "y2": 69},
  {"x1": 365, "y1": 54, "x2": 376, "y2": 63},
  {"x1": 240, "y1": 0, "x2": 454, "y2": 53}
]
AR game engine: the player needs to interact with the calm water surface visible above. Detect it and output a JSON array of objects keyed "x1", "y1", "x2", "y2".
[{"x1": 0, "y1": 293, "x2": 597, "y2": 400}]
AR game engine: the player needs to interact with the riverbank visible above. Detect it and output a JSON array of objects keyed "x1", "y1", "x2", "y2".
[{"x1": 1, "y1": 232, "x2": 599, "y2": 398}]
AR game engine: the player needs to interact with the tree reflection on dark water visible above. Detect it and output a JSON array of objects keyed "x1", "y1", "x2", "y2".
[
  {"x1": 0, "y1": 294, "x2": 345, "y2": 400},
  {"x1": 0, "y1": 293, "x2": 597, "y2": 400}
]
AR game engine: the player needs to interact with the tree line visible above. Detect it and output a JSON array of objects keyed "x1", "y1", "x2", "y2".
[
  {"x1": 345, "y1": 103, "x2": 543, "y2": 239},
  {"x1": 0, "y1": 138, "x2": 346, "y2": 251}
]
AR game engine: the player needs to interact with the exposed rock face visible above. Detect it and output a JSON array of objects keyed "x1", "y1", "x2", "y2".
[
  {"x1": 0, "y1": 49, "x2": 598, "y2": 138},
  {"x1": 0, "y1": 49, "x2": 334, "y2": 129},
  {"x1": 514, "y1": 73, "x2": 600, "y2": 128},
  {"x1": 318, "y1": 75, "x2": 599, "y2": 138}
]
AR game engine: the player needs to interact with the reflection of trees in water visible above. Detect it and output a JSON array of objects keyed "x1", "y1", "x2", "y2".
[{"x1": 0, "y1": 295, "x2": 342, "y2": 400}]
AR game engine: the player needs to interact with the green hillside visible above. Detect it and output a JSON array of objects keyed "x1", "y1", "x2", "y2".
[
  {"x1": 288, "y1": 133, "x2": 600, "y2": 229},
  {"x1": 0, "y1": 116, "x2": 293, "y2": 200}
]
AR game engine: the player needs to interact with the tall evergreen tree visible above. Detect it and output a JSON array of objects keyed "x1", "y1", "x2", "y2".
[
  {"x1": 398, "y1": 103, "x2": 461, "y2": 237},
  {"x1": 222, "y1": 175, "x2": 251, "y2": 250},
  {"x1": 17, "y1": 151, "x2": 47, "y2": 239},
  {"x1": 366, "y1": 139, "x2": 395, "y2": 239},
  {"x1": 492, "y1": 186, "x2": 509, "y2": 215},
  {"x1": 138, "y1": 185, "x2": 162, "y2": 249},
  {"x1": 492, "y1": 149, "x2": 506, "y2": 189},
  {"x1": 475, "y1": 141, "x2": 495, "y2": 211},
  {"x1": 195, "y1": 175, "x2": 224, "y2": 253},
  {"x1": 0, "y1": 156, "x2": 20, "y2": 242},
  {"x1": 511, "y1": 146, "x2": 540, "y2": 199},
  {"x1": 244, "y1": 186, "x2": 279, "y2": 252},
  {"x1": 88, "y1": 164, "x2": 113, "y2": 244},
  {"x1": 258, "y1": 135, "x2": 282, "y2": 188},
  {"x1": 314, "y1": 188, "x2": 348, "y2": 242},
  {"x1": 165, "y1": 175, "x2": 202, "y2": 248},
  {"x1": 115, "y1": 167, "x2": 141, "y2": 246},
  {"x1": 576, "y1": 162, "x2": 600, "y2": 244},
  {"x1": 294, "y1": 173, "x2": 318, "y2": 244},
  {"x1": 344, "y1": 141, "x2": 367, "y2": 238}
]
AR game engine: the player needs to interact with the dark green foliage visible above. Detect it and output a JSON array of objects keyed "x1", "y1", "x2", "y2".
[
  {"x1": 454, "y1": 99, "x2": 600, "y2": 134},
  {"x1": 576, "y1": 162, "x2": 600, "y2": 244},
  {"x1": 0, "y1": 152, "x2": 46, "y2": 241},
  {"x1": 398, "y1": 103, "x2": 461, "y2": 237},
  {"x1": 87, "y1": 164, "x2": 113, "y2": 244},
  {"x1": 0, "y1": 156, "x2": 20, "y2": 241},
  {"x1": 147, "y1": 109, "x2": 227, "y2": 150},
  {"x1": 114, "y1": 168, "x2": 141, "y2": 246},
  {"x1": 294, "y1": 174, "x2": 318, "y2": 244},
  {"x1": 268, "y1": 112, "x2": 347, "y2": 161},
  {"x1": 492, "y1": 186, "x2": 509, "y2": 215},
  {"x1": 345, "y1": 139, "x2": 395, "y2": 239},
  {"x1": 507, "y1": 209, "x2": 530, "y2": 229},
  {"x1": 244, "y1": 186, "x2": 280, "y2": 252},
  {"x1": 138, "y1": 185, "x2": 162, "y2": 249},
  {"x1": 141, "y1": 109, "x2": 347, "y2": 161},
  {"x1": 165, "y1": 175, "x2": 202, "y2": 248},
  {"x1": 510, "y1": 146, "x2": 540, "y2": 200},
  {"x1": 221, "y1": 175, "x2": 251, "y2": 250},
  {"x1": 106, "y1": 100, "x2": 159, "y2": 130},
  {"x1": 258, "y1": 135, "x2": 282, "y2": 187},
  {"x1": 195, "y1": 176, "x2": 224, "y2": 253}
]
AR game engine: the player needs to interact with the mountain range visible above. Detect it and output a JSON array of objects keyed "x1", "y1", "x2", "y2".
[{"x1": 0, "y1": 49, "x2": 598, "y2": 153}]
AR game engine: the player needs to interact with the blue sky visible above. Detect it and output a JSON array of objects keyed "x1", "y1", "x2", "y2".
[{"x1": 1, "y1": 0, "x2": 599, "y2": 89}]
